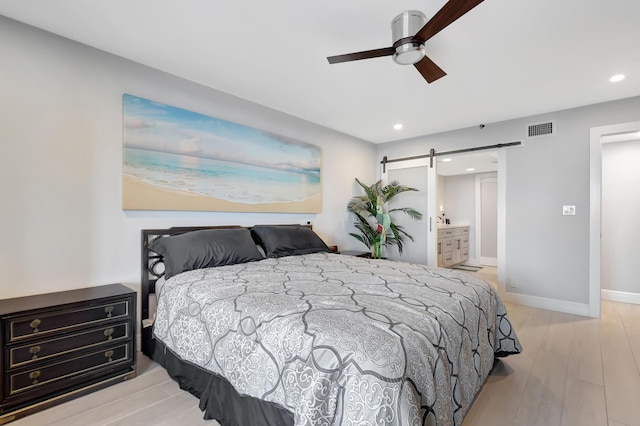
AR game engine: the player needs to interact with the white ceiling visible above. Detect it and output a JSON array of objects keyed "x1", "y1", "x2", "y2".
[
  {"x1": 437, "y1": 150, "x2": 498, "y2": 176},
  {"x1": 1, "y1": 0, "x2": 639, "y2": 144}
]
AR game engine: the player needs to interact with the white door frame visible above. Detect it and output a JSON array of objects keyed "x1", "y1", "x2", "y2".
[
  {"x1": 589, "y1": 120, "x2": 640, "y2": 318},
  {"x1": 497, "y1": 150, "x2": 507, "y2": 295}
]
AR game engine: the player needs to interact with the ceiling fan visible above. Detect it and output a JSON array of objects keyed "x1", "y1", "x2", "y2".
[{"x1": 327, "y1": 0, "x2": 484, "y2": 84}]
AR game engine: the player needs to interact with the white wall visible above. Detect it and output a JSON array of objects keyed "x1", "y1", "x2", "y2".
[
  {"x1": 378, "y1": 95, "x2": 640, "y2": 312},
  {"x1": 602, "y1": 139, "x2": 640, "y2": 294},
  {"x1": 0, "y1": 17, "x2": 377, "y2": 299}
]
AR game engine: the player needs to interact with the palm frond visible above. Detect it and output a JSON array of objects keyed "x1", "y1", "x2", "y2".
[
  {"x1": 382, "y1": 181, "x2": 419, "y2": 203},
  {"x1": 348, "y1": 233, "x2": 370, "y2": 248},
  {"x1": 388, "y1": 222, "x2": 415, "y2": 254},
  {"x1": 388, "y1": 207, "x2": 423, "y2": 220},
  {"x1": 355, "y1": 178, "x2": 380, "y2": 207}
]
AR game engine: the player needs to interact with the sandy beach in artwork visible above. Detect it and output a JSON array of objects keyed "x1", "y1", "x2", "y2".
[{"x1": 123, "y1": 175, "x2": 322, "y2": 213}]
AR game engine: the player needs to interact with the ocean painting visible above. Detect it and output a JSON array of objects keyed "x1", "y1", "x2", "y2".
[{"x1": 122, "y1": 94, "x2": 322, "y2": 212}]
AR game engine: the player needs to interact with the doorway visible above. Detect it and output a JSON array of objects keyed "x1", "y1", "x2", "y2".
[
  {"x1": 380, "y1": 147, "x2": 508, "y2": 295},
  {"x1": 589, "y1": 120, "x2": 640, "y2": 318},
  {"x1": 602, "y1": 136, "x2": 640, "y2": 299},
  {"x1": 437, "y1": 150, "x2": 499, "y2": 267}
]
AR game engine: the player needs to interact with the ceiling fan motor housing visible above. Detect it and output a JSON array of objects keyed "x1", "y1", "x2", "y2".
[{"x1": 391, "y1": 10, "x2": 427, "y2": 65}]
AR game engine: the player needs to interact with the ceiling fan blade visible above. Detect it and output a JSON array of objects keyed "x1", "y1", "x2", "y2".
[
  {"x1": 327, "y1": 47, "x2": 395, "y2": 64},
  {"x1": 414, "y1": 0, "x2": 484, "y2": 43},
  {"x1": 414, "y1": 55, "x2": 447, "y2": 83}
]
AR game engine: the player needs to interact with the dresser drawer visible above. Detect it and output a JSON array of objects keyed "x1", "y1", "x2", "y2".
[
  {"x1": 443, "y1": 253, "x2": 454, "y2": 264},
  {"x1": 7, "y1": 343, "x2": 131, "y2": 397},
  {"x1": 461, "y1": 237, "x2": 470, "y2": 249},
  {"x1": 8, "y1": 322, "x2": 130, "y2": 369},
  {"x1": 442, "y1": 237, "x2": 454, "y2": 253},
  {"x1": 438, "y1": 228, "x2": 455, "y2": 238},
  {"x1": 454, "y1": 227, "x2": 470, "y2": 236},
  {"x1": 7, "y1": 300, "x2": 131, "y2": 343}
]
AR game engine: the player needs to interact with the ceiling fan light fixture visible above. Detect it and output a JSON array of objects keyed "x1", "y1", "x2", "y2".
[
  {"x1": 393, "y1": 43, "x2": 425, "y2": 65},
  {"x1": 326, "y1": 2, "x2": 485, "y2": 83},
  {"x1": 391, "y1": 10, "x2": 428, "y2": 65}
]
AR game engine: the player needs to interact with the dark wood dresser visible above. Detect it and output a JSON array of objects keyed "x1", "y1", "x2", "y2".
[{"x1": 0, "y1": 284, "x2": 136, "y2": 424}]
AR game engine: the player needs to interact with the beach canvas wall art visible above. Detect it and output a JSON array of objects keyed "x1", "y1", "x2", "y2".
[{"x1": 122, "y1": 94, "x2": 322, "y2": 213}]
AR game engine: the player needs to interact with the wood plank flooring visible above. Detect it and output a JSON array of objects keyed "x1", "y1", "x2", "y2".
[
  {"x1": 463, "y1": 267, "x2": 639, "y2": 426},
  {"x1": 10, "y1": 355, "x2": 215, "y2": 426},
  {"x1": 11, "y1": 274, "x2": 640, "y2": 426}
]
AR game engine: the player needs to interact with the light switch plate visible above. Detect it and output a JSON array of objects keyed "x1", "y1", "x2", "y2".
[{"x1": 563, "y1": 205, "x2": 576, "y2": 215}]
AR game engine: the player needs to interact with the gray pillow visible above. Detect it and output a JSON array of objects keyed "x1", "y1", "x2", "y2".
[
  {"x1": 149, "y1": 228, "x2": 263, "y2": 279},
  {"x1": 251, "y1": 225, "x2": 330, "y2": 258}
]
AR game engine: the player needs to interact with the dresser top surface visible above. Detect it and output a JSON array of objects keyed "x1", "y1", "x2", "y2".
[{"x1": 0, "y1": 284, "x2": 134, "y2": 316}]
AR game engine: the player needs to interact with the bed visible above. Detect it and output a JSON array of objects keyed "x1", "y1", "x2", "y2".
[{"x1": 140, "y1": 225, "x2": 521, "y2": 426}]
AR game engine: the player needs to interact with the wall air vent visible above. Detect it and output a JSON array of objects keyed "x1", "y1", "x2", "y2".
[{"x1": 527, "y1": 121, "x2": 555, "y2": 138}]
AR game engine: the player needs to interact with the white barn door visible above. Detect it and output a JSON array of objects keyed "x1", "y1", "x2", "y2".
[{"x1": 383, "y1": 160, "x2": 437, "y2": 266}]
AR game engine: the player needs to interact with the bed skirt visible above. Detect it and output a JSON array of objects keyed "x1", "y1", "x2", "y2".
[{"x1": 151, "y1": 339, "x2": 295, "y2": 426}]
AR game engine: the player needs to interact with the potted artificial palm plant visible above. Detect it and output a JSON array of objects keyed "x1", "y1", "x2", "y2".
[{"x1": 347, "y1": 178, "x2": 423, "y2": 258}]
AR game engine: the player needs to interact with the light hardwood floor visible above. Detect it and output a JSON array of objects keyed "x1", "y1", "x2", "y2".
[
  {"x1": 463, "y1": 266, "x2": 640, "y2": 426},
  {"x1": 11, "y1": 275, "x2": 640, "y2": 426}
]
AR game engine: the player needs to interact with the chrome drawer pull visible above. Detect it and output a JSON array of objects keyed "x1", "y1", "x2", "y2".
[
  {"x1": 29, "y1": 345, "x2": 41, "y2": 360},
  {"x1": 105, "y1": 350, "x2": 114, "y2": 362},
  {"x1": 105, "y1": 306, "x2": 114, "y2": 318},
  {"x1": 29, "y1": 370, "x2": 41, "y2": 385},
  {"x1": 30, "y1": 319, "x2": 41, "y2": 333},
  {"x1": 104, "y1": 328, "x2": 114, "y2": 340}
]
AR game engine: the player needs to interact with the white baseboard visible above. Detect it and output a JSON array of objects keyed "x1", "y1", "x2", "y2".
[
  {"x1": 601, "y1": 289, "x2": 640, "y2": 305},
  {"x1": 479, "y1": 256, "x2": 498, "y2": 267},
  {"x1": 466, "y1": 257, "x2": 498, "y2": 267},
  {"x1": 503, "y1": 292, "x2": 590, "y2": 317}
]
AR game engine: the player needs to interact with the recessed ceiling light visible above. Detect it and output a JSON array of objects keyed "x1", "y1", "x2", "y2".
[
  {"x1": 441, "y1": 158, "x2": 452, "y2": 162},
  {"x1": 393, "y1": 123, "x2": 403, "y2": 130},
  {"x1": 466, "y1": 168, "x2": 475, "y2": 172},
  {"x1": 609, "y1": 74, "x2": 625, "y2": 83}
]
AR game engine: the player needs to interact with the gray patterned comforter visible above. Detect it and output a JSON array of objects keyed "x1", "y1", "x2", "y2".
[{"x1": 154, "y1": 252, "x2": 521, "y2": 426}]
